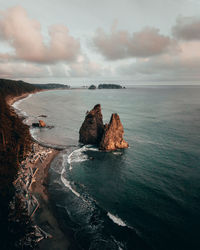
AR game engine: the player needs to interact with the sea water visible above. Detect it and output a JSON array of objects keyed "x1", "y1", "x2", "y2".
[{"x1": 14, "y1": 86, "x2": 200, "y2": 250}]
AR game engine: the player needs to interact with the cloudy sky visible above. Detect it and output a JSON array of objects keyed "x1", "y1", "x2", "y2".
[{"x1": 0, "y1": 0, "x2": 200, "y2": 85}]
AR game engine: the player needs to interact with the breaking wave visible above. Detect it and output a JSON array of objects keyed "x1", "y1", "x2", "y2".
[
  {"x1": 68, "y1": 145, "x2": 98, "y2": 171},
  {"x1": 61, "y1": 167, "x2": 81, "y2": 198},
  {"x1": 107, "y1": 212, "x2": 127, "y2": 227}
]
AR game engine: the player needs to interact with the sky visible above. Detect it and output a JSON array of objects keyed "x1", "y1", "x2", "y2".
[{"x1": 0, "y1": 0, "x2": 200, "y2": 85}]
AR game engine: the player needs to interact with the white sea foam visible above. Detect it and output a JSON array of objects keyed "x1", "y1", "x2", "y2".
[
  {"x1": 12, "y1": 94, "x2": 34, "y2": 119},
  {"x1": 68, "y1": 146, "x2": 88, "y2": 165},
  {"x1": 113, "y1": 152, "x2": 123, "y2": 155},
  {"x1": 67, "y1": 145, "x2": 98, "y2": 171},
  {"x1": 107, "y1": 212, "x2": 127, "y2": 227},
  {"x1": 12, "y1": 93, "x2": 33, "y2": 110},
  {"x1": 30, "y1": 129, "x2": 38, "y2": 141},
  {"x1": 61, "y1": 168, "x2": 81, "y2": 198}
]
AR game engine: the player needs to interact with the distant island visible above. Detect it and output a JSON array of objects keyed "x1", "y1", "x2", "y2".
[
  {"x1": 88, "y1": 84, "x2": 124, "y2": 89},
  {"x1": 88, "y1": 84, "x2": 96, "y2": 90},
  {"x1": 33, "y1": 83, "x2": 70, "y2": 89},
  {"x1": 98, "y1": 84, "x2": 123, "y2": 89}
]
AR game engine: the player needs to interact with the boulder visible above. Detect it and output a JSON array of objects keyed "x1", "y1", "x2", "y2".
[
  {"x1": 99, "y1": 113, "x2": 129, "y2": 151},
  {"x1": 32, "y1": 123, "x2": 39, "y2": 128},
  {"x1": 39, "y1": 120, "x2": 46, "y2": 127},
  {"x1": 79, "y1": 104, "x2": 104, "y2": 145}
]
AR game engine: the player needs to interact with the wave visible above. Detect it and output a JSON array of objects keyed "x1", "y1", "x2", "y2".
[
  {"x1": 61, "y1": 167, "x2": 81, "y2": 198},
  {"x1": 67, "y1": 145, "x2": 99, "y2": 171},
  {"x1": 68, "y1": 146, "x2": 88, "y2": 165},
  {"x1": 12, "y1": 93, "x2": 33, "y2": 109},
  {"x1": 12, "y1": 93, "x2": 33, "y2": 117},
  {"x1": 107, "y1": 212, "x2": 127, "y2": 227}
]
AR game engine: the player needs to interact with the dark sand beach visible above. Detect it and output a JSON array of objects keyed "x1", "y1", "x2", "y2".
[{"x1": 8, "y1": 93, "x2": 75, "y2": 250}]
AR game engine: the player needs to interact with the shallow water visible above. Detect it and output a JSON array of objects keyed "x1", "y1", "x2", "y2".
[{"x1": 15, "y1": 86, "x2": 200, "y2": 250}]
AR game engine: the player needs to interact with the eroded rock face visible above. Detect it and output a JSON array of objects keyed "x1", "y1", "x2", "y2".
[
  {"x1": 79, "y1": 104, "x2": 129, "y2": 151},
  {"x1": 79, "y1": 104, "x2": 104, "y2": 145},
  {"x1": 99, "y1": 113, "x2": 129, "y2": 151}
]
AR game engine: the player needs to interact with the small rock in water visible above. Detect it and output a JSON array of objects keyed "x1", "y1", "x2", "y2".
[
  {"x1": 39, "y1": 120, "x2": 46, "y2": 127},
  {"x1": 32, "y1": 120, "x2": 46, "y2": 128}
]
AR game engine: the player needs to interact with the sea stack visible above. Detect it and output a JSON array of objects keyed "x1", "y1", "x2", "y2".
[
  {"x1": 99, "y1": 113, "x2": 129, "y2": 151},
  {"x1": 79, "y1": 104, "x2": 104, "y2": 145},
  {"x1": 79, "y1": 105, "x2": 128, "y2": 150}
]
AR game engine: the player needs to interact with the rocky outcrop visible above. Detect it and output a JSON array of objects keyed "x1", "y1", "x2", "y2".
[
  {"x1": 79, "y1": 105, "x2": 128, "y2": 150},
  {"x1": 32, "y1": 120, "x2": 46, "y2": 128},
  {"x1": 39, "y1": 120, "x2": 46, "y2": 127},
  {"x1": 99, "y1": 113, "x2": 129, "y2": 150},
  {"x1": 79, "y1": 104, "x2": 104, "y2": 145}
]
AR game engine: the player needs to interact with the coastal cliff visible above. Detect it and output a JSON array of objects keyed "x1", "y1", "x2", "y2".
[
  {"x1": 0, "y1": 79, "x2": 38, "y2": 249},
  {"x1": 79, "y1": 104, "x2": 128, "y2": 150}
]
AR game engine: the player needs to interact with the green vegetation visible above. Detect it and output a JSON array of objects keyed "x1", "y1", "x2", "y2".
[
  {"x1": 98, "y1": 84, "x2": 123, "y2": 89},
  {"x1": 33, "y1": 83, "x2": 70, "y2": 89}
]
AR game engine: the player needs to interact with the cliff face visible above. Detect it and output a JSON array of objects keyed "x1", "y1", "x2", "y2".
[
  {"x1": 0, "y1": 79, "x2": 37, "y2": 249},
  {"x1": 79, "y1": 104, "x2": 104, "y2": 145},
  {"x1": 99, "y1": 114, "x2": 129, "y2": 151},
  {"x1": 79, "y1": 105, "x2": 128, "y2": 150}
]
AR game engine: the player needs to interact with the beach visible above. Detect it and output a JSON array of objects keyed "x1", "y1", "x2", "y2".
[{"x1": 8, "y1": 93, "x2": 73, "y2": 250}]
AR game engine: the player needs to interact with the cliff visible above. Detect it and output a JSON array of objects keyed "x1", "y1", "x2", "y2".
[
  {"x1": 79, "y1": 104, "x2": 128, "y2": 150},
  {"x1": 99, "y1": 113, "x2": 129, "y2": 150},
  {"x1": 79, "y1": 104, "x2": 104, "y2": 145},
  {"x1": 0, "y1": 79, "x2": 38, "y2": 249}
]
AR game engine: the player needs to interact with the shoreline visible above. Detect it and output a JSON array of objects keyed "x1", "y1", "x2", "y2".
[{"x1": 8, "y1": 92, "x2": 72, "y2": 249}]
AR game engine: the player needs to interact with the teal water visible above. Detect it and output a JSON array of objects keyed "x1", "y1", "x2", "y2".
[{"x1": 15, "y1": 86, "x2": 200, "y2": 250}]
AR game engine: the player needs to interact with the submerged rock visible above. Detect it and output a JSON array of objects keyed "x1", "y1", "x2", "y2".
[
  {"x1": 79, "y1": 104, "x2": 104, "y2": 145},
  {"x1": 99, "y1": 113, "x2": 129, "y2": 151}
]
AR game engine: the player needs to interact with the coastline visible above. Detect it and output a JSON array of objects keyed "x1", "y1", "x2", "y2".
[{"x1": 8, "y1": 93, "x2": 72, "y2": 249}]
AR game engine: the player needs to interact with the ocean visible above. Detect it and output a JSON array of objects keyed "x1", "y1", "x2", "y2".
[{"x1": 14, "y1": 86, "x2": 200, "y2": 250}]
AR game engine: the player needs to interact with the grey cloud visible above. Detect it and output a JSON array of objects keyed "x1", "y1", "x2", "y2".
[
  {"x1": 0, "y1": 6, "x2": 80, "y2": 63},
  {"x1": 93, "y1": 25, "x2": 178, "y2": 60},
  {"x1": 0, "y1": 62, "x2": 49, "y2": 79},
  {"x1": 172, "y1": 16, "x2": 200, "y2": 40},
  {"x1": 117, "y1": 55, "x2": 200, "y2": 81}
]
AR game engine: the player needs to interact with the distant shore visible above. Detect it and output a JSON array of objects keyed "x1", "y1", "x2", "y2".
[{"x1": 8, "y1": 92, "x2": 73, "y2": 249}]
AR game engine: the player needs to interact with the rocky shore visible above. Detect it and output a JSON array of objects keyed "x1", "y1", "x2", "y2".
[
  {"x1": 13, "y1": 142, "x2": 58, "y2": 242},
  {"x1": 8, "y1": 93, "x2": 71, "y2": 249}
]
